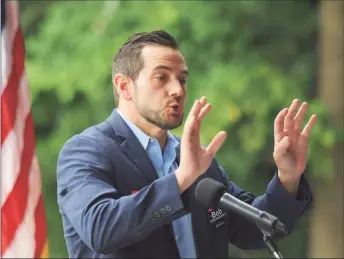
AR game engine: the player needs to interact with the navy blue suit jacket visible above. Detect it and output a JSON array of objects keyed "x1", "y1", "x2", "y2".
[{"x1": 56, "y1": 109, "x2": 313, "y2": 258}]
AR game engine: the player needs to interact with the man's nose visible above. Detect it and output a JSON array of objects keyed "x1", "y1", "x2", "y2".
[{"x1": 170, "y1": 80, "x2": 185, "y2": 97}]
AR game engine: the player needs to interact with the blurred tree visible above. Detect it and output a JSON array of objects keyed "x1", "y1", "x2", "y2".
[
  {"x1": 308, "y1": 1, "x2": 344, "y2": 257},
  {"x1": 19, "y1": 1, "x2": 337, "y2": 257}
]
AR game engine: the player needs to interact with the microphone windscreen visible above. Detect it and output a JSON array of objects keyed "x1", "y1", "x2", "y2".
[{"x1": 194, "y1": 178, "x2": 227, "y2": 208}]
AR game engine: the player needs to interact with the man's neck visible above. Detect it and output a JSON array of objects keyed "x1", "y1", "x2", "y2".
[{"x1": 118, "y1": 106, "x2": 168, "y2": 150}]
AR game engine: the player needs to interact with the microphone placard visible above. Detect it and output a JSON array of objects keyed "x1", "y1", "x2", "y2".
[{"x1": 207, "y1": 208, "x2": 227, "y2": 228}]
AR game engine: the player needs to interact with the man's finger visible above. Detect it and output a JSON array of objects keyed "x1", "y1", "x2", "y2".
[
  {"x1": 200, "y1": 96, "x2": 207, "y2": 106},
  {"x1": 301, "y1": 114, "x2": 317, "y2": 138},
  {"x1": 274, "y1": 108, "x2": 288, "y2": 138},
  {"x1": 197, "y1": 103, "x2": 211, "y2": 122},
  {"x1": 284, "y1": 99, "x2": 300, "y2": 132},
  {"x1": 183, "y1": 115, "x2": 197, "y2": 143},
  {"x1": 188, "y1": 100, "x2": 201, "y2": 119},
  {"x1": 206, "y1": 131, "x2": 227, "y2": 157},
  {"x1": 294, "y1": 102, "x2": 308, "y2": 132},
  {"x1": 188, "y1": 98, "x2": 206, "y2": 121},
  {"x1": 192, "y1": 104, "x2": 211, "y2": 133}
]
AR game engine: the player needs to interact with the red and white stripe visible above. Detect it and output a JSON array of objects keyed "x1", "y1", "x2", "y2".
[{"x1": 1, "y1": 0, "x2": 49, "y2": 257}]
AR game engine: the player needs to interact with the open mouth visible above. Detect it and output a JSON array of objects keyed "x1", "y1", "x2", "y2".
[{"x1": 168, "y1": 105, "x2": 182, "y2": 115}]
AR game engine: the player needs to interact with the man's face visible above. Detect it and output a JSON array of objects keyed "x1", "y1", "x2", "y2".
[{"x1": 132, "y1": 45, "x2": 188, "y2": 130}]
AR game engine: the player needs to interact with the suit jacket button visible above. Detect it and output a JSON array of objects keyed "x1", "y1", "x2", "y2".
[
  {"x1": 154, "y1": 211, "x2": 161, "y2": 218},
  {"x1": 165, "y1": 205, "x2": 172, "y2": 212},
  {"x1": 160, "y1": 208, "x2": 166, "y2": 215}
]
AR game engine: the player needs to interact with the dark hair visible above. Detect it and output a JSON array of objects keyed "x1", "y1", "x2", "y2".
[{"x1": 112, "y1": 30, "x2": 179, "y2": 105}]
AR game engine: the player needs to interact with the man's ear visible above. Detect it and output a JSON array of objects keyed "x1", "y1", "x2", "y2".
[{"x1": 113, "y1": 74, "x2": 133, "y2": 101}]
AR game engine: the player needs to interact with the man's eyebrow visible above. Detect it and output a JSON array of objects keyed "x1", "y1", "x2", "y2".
[{"x1": 153, "y1": 65, "x2": 189, "y2": 76}]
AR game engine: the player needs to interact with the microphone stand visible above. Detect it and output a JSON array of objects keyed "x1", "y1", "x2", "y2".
[{"x1": 261, "y1": 229, "x2": 283, "y2": 259}]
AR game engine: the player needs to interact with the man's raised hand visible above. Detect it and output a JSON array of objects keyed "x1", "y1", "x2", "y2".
[
  {"x1": 175, "y1": 97, "x2": 227, "y2": 193},
  {"x1": 273, "y1": 99, "x2": 317, "y2": 194}
]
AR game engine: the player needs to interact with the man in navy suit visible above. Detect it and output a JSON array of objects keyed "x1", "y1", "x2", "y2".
[{"x1": 57, "y1": 30, "x2": 317, "y2": 258}]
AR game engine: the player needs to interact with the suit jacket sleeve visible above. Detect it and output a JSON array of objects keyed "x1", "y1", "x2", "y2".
[
  {"x1": 215, "y1": 162, "x2": 313, "y2": 250},
  {"x1": 56, "y1": 136, "x2": 187, "y2": 254}
]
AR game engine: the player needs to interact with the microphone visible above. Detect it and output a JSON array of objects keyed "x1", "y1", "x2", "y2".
[{"x1": 194, "y1": 178, "x2": 288, "y2": 236}]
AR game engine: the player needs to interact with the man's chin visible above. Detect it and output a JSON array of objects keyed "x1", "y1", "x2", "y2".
[
  {"x1": 159, "y1": 121, "x2": 182, "y2": 130},
  {"x1": 159, "y1": 117, "x2": 183, "y2": 130},
  {"x1": 141, "y1": 112, "x2": 183, "y2": 130}
]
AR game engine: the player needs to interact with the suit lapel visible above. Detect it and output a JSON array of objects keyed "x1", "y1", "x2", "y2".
[{"x1": 107, "y1": 109, "x2": 158, "y2": 183}]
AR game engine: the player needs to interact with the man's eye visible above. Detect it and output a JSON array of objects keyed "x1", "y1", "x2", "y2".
[
  {"x1": 156, "y1": 75, "x2": 166, "y2": 81},
  {"x1": 180, "y1": 79, "x2": 187, "y2": 85}
]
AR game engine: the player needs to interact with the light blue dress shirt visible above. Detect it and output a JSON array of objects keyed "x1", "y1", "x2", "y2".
[{"x1": 117, "y1": 109, "x2": 197, "y2": 258}]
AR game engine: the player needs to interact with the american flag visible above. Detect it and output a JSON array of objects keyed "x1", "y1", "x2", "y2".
[{"x1": 1, "y1": 0, "x2": 49, "y2": 257}]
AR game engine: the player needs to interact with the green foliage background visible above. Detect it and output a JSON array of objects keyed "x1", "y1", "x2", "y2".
[{"x1": 19, "y1": 1, "x2": 339, "y2": 257}]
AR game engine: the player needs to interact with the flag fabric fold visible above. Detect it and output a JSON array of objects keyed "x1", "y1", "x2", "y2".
[{"x1": 1, "y1": 0, "x2": 49, "y2": 257}]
